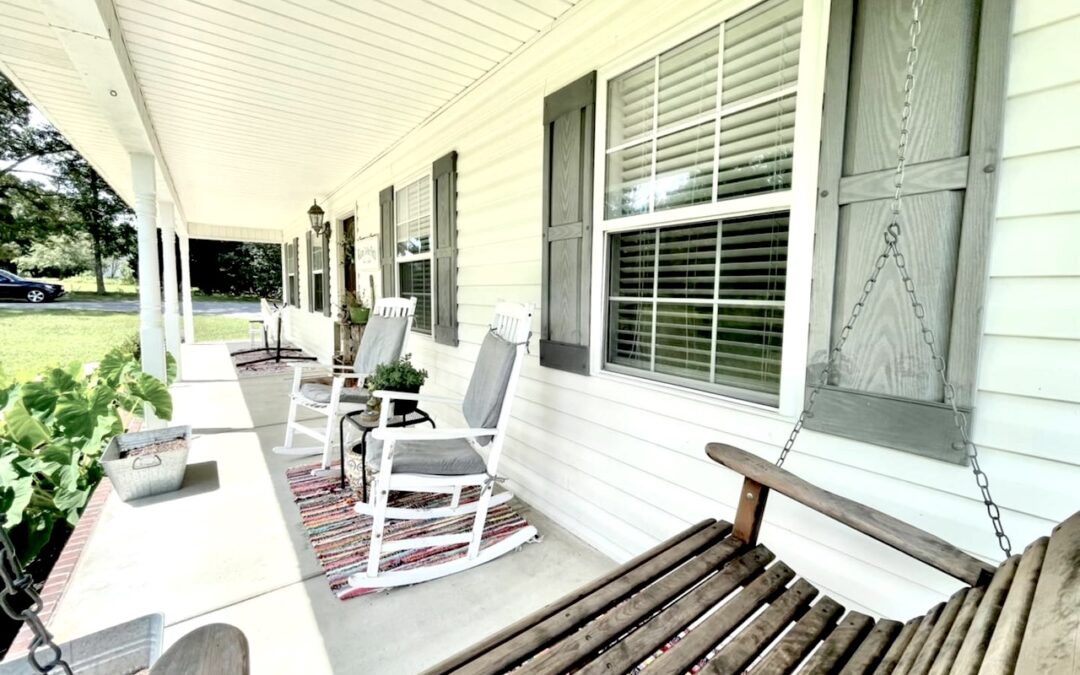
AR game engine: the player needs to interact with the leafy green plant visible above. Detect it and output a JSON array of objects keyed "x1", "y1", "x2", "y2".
[
  {"x1": 0, "y1": 347, "x2": 172, "y2": 564},
  {"x1": 366, "y1": 355, "x2": 428, "y2": 393}
]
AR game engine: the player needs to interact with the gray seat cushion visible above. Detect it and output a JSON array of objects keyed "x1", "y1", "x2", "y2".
[
  {"x1": 299, "y1": 382, "x2": 368, "y2": 405},
  {"x1": 353, "y1": 314, "x2": 409, "y2": 375},
  {"x1": 366, "y1": 436, "x2": 487, "y2": 476},
  {"x1": 462, "y1": 331, "x2": 517, "y2": 445}
]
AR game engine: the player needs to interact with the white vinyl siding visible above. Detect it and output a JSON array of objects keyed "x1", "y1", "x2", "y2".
[
  {"x1": 284, "y1": 0, "x2": 1079, "y2": 622},
  {"x1": 599, "y1": 0, "x2": 802, "y2": 405},
  {"x1": 395, "y1": 175, "x2": 434, "y2": 333}
]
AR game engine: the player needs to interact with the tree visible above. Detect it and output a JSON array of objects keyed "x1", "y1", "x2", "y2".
[
  {"x1": 0, "y1": 75, "x2": 70, "y2": 179},
  {"x1": 47, "y1": 154, "x2": 135, "y2": 293},
  {"x1": 14, "y1": 232, "x2": 94, "y2": 278},
  {"x1": 185, "y1": 240, "x2": 281, "y2": 299},
  {"x1": 1, "y1": 72, "x2": 135, "y2": 289}
]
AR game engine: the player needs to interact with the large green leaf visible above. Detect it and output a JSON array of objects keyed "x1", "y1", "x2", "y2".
[
  {"x1": 1, "y1": 476, "x2": 33, "y2": 527},
  {"x1": 54, "y1": 393, "x2": 98, "y2": 439},
  {"x1": 130, "y1": 373, "x2": 173, "y2": 420},
  {"x1": 2, "y1": 401, "x2": 51, "y2": 450},
  {"x1": 165, "y1": 352, "x2": 178, "y2": 386},
  {"x1": 19, "y1": 380, "x2": 59, "y2": 414},
  {"x1": 97, "y1": 349, "x2": 133, "y2": 386},
  {"x1": 53, "y1": 486, "x2": 87, "y2": 517},
  {"x1": 17, "y1": 513, "x2": 55, "y2": 565}
]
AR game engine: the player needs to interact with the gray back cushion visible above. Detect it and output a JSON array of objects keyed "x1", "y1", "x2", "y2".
[
  {"x1": 353, "y1": 314, "x2": 409, "y2": 375},
  {"x1": 463, "y1": 331, "x2": 517, "y2": 445}
]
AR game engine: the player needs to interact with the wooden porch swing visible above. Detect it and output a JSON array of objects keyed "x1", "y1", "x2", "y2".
[{"x1": 426, "y1": 0, "x2": 1079, "y2": 673}]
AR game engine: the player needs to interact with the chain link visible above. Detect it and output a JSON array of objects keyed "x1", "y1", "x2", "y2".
[
  {"x1": 776, "y1": 0, "x2": 1011, "y2": 558},
  {"x1": 0, "y1": 519, "x2": 74, "y2": 675}
]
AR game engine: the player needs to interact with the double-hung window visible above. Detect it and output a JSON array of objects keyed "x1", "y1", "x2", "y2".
[
  {"x1": 599, "y1": 0, "x2": 803, "y2": 406},
  {"x1": 395, "y1": 175, "x2": 433, "y2": 333}
]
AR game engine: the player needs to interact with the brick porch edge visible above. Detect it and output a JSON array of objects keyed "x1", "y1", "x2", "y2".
[{"x1": 4, "y1": 479, "x2": 113, "y2": 662}]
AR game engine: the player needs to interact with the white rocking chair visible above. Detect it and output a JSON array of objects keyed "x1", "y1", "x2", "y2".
[
  {"x1": 349, "y1": 302, "x2": 538, "y2": 590},
  {"x1": 272, "y1": 297, "x2": 416, "y2": 476}
]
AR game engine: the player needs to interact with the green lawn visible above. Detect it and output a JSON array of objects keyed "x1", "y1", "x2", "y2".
[
  {"x1": 0, "y1": 309, "x2": 249, "y2": 380},
  {"x1": 38, "y1": 276, "x2": 259, "y2": 302}
]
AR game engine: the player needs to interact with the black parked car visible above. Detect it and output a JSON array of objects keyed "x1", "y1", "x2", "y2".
[{"x1": 0, "y1": 270, "x2": 65, "y2": 303}]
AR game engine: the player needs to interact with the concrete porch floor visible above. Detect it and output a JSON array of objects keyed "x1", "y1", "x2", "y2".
[{"x1": 46, "y1": 343, "x2": 614, "y2": 674}]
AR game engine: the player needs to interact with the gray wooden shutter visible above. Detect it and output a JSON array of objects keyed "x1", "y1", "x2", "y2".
[
  {"x1": 805, "y1": 0, "x2": 1012, "y2": 464},
  {"x1": 431, "y1": 151, "x2": 459, "y2": 346},
  {"x1": 322, "y1": 231, "x2": 331, "y2": 317},
  {"x1": 305, "y1": 231, "x2": 313, "y2": 311},
  {"x1": 539, "y1": 72, "x2": 595, "y2": 375},
  {"x1": 379, "y1": 186, "x2": 395, "y2": 298},
  {"x1": 292, "y1": 237, "x2": 299, "y2": 306}
]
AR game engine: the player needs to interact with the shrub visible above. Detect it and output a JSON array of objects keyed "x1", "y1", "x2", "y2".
[{"x1": 0, "y1": 348, "x2": 172, "y2": 564}]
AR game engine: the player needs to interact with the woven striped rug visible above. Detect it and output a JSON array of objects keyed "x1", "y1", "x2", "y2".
[{"x1": 286, "y1": 463, "x2": 534, "y2": 599}]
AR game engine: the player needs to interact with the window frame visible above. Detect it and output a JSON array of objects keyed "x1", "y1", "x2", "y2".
[
  {"x1": 589, "y1": 0, "x2": 829, "y2": 415},
  {"x1": 394, "y1": 170, "x2": 435, "y2": 335}
]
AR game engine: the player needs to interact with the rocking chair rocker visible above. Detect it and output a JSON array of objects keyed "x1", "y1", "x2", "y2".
[{"x1": 427, "y1": 1, "x2": 1078, "y2": 673}]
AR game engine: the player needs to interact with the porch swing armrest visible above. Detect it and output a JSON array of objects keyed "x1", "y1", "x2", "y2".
[{"x1": 705, "y1": 443, "x2": 996, "y2": 586}]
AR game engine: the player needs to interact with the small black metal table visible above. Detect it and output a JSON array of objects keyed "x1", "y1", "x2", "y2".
[{"x1": 339, "y1": 408, "x2": 436, "y2": 499}]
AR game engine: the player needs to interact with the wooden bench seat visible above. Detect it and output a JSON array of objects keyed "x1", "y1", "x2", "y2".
[{"x1": 424, "y1": 445, "x2": 1079, "y2": 675}]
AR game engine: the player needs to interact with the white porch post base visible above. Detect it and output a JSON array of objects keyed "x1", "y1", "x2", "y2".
[{"x1": 132, "y1": 153, "x2": 166, "y2": 424}]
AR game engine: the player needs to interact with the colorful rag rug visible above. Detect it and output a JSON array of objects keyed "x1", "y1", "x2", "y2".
[{"x1": 286, "y1": 463, "x2": 534, "y2": 599}]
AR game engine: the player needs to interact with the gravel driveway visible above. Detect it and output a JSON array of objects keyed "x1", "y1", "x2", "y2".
[{"x1": 0, "y1": 298, "x2": 260, "y2": 320}]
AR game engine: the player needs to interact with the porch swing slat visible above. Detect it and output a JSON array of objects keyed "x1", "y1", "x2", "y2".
[
  {"x1": 798, "y1": 611, "x2": 875, "y2": 674},
  {"x1": 926, "y1": 586, "x2": 985, "y2": 675},
  {"x1": 747, "y1": 595, "x2": 845, "y2": 674},
  {"x1": 978, "y1": 537, "x2": 1049, "y2": 674},
  {"x1": 516, "y1": 535, "x2": 746, "y2": 674},
  {"x1": 704, "y1": 578, "x2": 820, "y2": 674},
  {"x1": 949, "y1": 555, "x2": 1019, "y2": 675},
  {"x1": 889, "y1": 602, "x2": 944, "y2": 675},
  {"x1": 908, "y1": 589, "x2": 969, "y2": 675},
  {"x1": 576, "y1": 546, "x2": 776, "y2": 675},
  {"x1": 868, "y1": 618, "x2": 921, "y2": 675},
  {"x1": 835, "y1": 618, "x2": 903, "y2": 675},
  {"x1": 449, "y1": 520, "x2": 734, "y2": 675},
  {"x1": 647, "y1": 562, "x2": 799, "y2": 675}
]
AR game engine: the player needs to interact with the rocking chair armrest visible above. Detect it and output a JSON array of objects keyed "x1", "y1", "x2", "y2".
[
  {"x1": 372, "y1": 390, "x2": 464, "y2": 405},
  {"x1": 705, "y1": 443, "x2": 996, "y2": 586},
  {"x1": 372, "y1": 427, "x2": 496, "y2": 442}
]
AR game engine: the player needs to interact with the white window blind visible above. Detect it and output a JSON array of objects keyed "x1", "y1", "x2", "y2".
[
  {"x1": 606, "y1": 213, "x2": 788, "y2": 404},
  {"x1": 604, "y1": 0, "x2": 801, "y2": 219},
  {"x1": 395, "y1": 175, "x2": 433, "y2": 332},
  {"x1": 395, "y1": 177, "x2": 431, "y2": 256}
]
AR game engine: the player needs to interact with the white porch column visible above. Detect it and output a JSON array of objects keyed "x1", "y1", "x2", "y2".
[
  {"x1": 132, "y1": 153, "x2": 166, "y2": 384},
  {"x1": 160, "y1": 201, "x2": 181, "y2": 368},
  {"x1": 179, "y1": 233, "x2": 195, "y2": 344}
]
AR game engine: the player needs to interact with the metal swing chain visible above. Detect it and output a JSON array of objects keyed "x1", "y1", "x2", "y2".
[
  {"x1": 773, "y1": 0, "x2": 1012, "y2": 558},
  {"x1": 0, "y1": 518, "x2": 73, "y2": 675}
]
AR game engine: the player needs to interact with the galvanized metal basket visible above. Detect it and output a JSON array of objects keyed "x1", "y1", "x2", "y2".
[{"x1": 101, "y1": 425, "x2": 191, "y2": 502}]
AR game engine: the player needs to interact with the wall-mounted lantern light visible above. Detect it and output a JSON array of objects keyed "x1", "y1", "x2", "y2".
[{"x1": 307, "y1": 200, "x2": 326, "y2": 236}]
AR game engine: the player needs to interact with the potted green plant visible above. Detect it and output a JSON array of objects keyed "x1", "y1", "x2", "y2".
[
  {"x1": 365, "y1": 355, "x2": 428, "y2": 416},
  {"x1": 344, "y1": 290, "x2": 369, "y2": 325}
]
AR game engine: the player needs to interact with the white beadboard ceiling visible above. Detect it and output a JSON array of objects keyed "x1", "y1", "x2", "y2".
[{"x1": 0, "y1": 0, "x2": 581, "y2": 236}]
